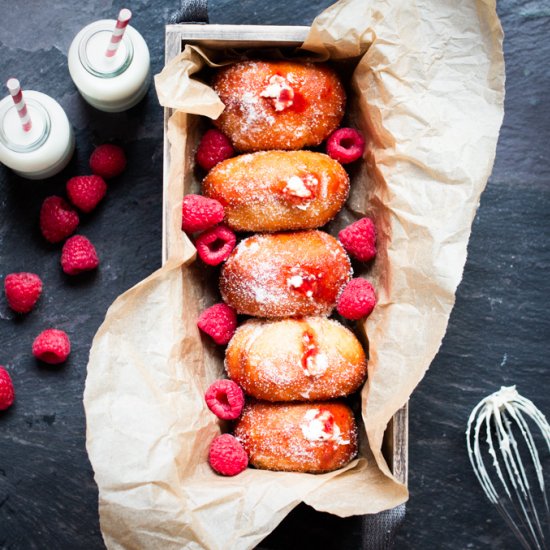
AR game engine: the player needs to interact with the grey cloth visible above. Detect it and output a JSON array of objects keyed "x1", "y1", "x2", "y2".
[
  {"x1": 168, "y1": 1, "x2": 406, "y2": 547},
  {"x1": 170, "y1": 0, "x2": 209, "y2": 23},
  {"x1": 363, "y1": 503, "x2": 407, "y2": 549}
]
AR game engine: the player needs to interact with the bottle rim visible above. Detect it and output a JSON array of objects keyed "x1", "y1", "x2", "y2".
[
  {"x1": 78, "y1": 23, "x2": 134, "y2": 79},
  {"x1": 0, "y1": 97, "x2": 51, "y2": 153}
]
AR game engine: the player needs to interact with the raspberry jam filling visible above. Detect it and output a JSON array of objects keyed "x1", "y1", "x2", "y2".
[
  {"x1": 289, "y1": 90, "x2": 307, "y2": 113},
  {"x1": 260, "y1": 74, "x2": 295, "y2": 111},
  {"x1": 301, "y1": 329, "x2": 328, "y2": 377},
  {"x1": 285, "y1": 267, "x2": 323, "y2": 299},
  {"x1": 284, "y1": 175, "x2": 313, "y2": 198},
  {"x1": 281, "y1": 174, "x2": 318, "y2": 210},
  {"x1": 300, "y1": 409, "x2": 347, "y2": 444}
]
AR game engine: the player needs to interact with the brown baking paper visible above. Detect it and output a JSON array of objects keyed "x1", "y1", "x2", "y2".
[{"x1": 84, "y1": 0, "x2": 504, "y2": 548}]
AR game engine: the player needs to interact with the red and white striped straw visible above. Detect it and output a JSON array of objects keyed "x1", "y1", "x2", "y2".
[
  {"x1": 6, "y1": 78, "x2": 32, "y2": 132},
  {"x1": 105, "y1": 8, "x2": 132, "y2": 58}
]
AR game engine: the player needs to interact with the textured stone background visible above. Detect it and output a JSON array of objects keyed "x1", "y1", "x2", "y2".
[{"x1": 0, "y1": 1, "x2": 548, "y2": 548}]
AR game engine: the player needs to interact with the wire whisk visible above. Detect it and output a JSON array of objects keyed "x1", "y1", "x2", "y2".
[{"x1": 466, "y1": 386, "x2": 550, "y2": 550}]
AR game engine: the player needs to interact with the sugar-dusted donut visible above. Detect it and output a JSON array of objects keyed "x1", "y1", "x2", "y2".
[
  {"x1": 219, "y1": 230, "x2": 352, "y2": 318},
  {"x1": 212, "y1": 60, "x2": 346, "y2": 152},
  {"x1": 203, "y1": 151, "x2": 349, "y2": 232},
  {"x1": 234, "y1": 401, "x2": 358, "y2": 473},
  {"x1": 226, "y1": 317, "x2": 367, "y2": 401}
]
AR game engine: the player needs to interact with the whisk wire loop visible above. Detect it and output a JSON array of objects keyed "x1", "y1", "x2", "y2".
[{"x1": 466, "y1": 386, "x2": 550, "y2": 550}]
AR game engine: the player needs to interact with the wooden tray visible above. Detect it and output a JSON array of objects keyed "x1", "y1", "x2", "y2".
[{"x1": 161, "y1": 23, "x2": 408, "y2": 488}]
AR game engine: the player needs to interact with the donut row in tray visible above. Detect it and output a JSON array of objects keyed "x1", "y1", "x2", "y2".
[{"x1": 182, "y1": 59, "x2": 377, "y2": 476}]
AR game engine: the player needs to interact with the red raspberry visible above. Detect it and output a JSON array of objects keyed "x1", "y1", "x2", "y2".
[
  {"x1": 196, "y1": 129, "x2": 235, "y2": 171},
  {"x1": 66, "y1": 175, "x2": 107, "y2": 213},
  {"x1": 40, "y1": 196, "x2": 79, "y2": 243},
  {"x1": 326, "y1": 127, "x2": 365, "y2": 164},
  {"x1": 89, "y1": 144, "x2": 126, "y2": 179},
  {"x1": 205, "y1": 379, "x2": 245, "y2": 420},
  {"x1": 182, "y1": 194, "x2": 225, "y2": 233},
  {"x1": 61, "y1": 235, "x2": 99, "y2": 275},
  {"x1": 338, "y1": 217, "x2": 377, "y2": 262},
  {"x1": 337, "y1": 278, "x2": 377, "y2": 320},
  {"x1": 197, "y1": 303, "x2": 237, "y2": 345},
  {"x1": 208, "y1": 434, "x2": 248, "y2": 476},
  {"x1": 32, "y1": 329, "x2": 71, "y2": 364},
  {"x1": 4, "y1": 272, "x2": 43, "y2": 314},
  {"x1": 0, "y1": 366, "x2": 15, "y2": 411},
  {"x1": 195, "y1": 224, "x2": 236, "y2": 266}
]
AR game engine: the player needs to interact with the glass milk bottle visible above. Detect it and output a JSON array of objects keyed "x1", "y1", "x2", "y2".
[
  {"x1": 0, "y1": 79, "x2": 74, "y2": 179},
  {"x1": 68, "y1": 9, "x2": 151, "y2": 112}
]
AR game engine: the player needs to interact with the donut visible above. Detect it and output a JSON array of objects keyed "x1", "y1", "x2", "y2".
[
  {"x1": 203, "y1": 151, "x2": 349, "y2": 232},
  {"x1": 234, "y1": 401, "x2": 358, "y2": 473},
  {"x1": 226, "y1": 317, "x2": 367, "y2": 401},
  {"x1": 219, "y1": 230, "x2": 352, "y2": 318},
  {"x1": 212, "y1": 60, "x2": 346, "y2": 152}
]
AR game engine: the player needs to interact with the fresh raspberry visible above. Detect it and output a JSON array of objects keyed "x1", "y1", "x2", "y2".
[
  {"x1": 338, "y1": 217, "x2": 377, "y2": 262},
  {"x1": 66, "y1": 175, "x2": 107, "y2": 213},
  {"x1": 197, "y1": 303, "x2": 237, "y2": 345},
  {"x1": 40, "y1": 196, "x2": 79, "y2": 243},
  {"x1": 61, "y1": 235, "x2": 99, "y2": 275},
  {"x1": 208, "y1": 434, "x2": 248, "y2": 476},
  {"x1": 337, "y1": 278, "x2": 377, "y2": 320},
  {"x1": 196, "y1": 129, "x2": 235, "y2": 171},
  {"x1": 0, "y1": 366, "x2": 15, "y2": 411},
  {"x1": 4, "y1": 272, "x2": 43, "y2": 313},
  {"x1": 89, "y1": 144, "x2": 126, "y2": 179},
  {"x1": 195, "y1": 224, "x2": 236, "y2": 266},
  {"x1": 182, "y1": 194, "x2": 225, "y2": 233},
  {"x1": 32, "y1": 329, "x2": 71, "y2": 365},
  {"x1": 205, "y1": 379, "x2": 245, "y2": 420},
  {"x1": 326, "y1": 127, "x2": 365, "y2": 164}
]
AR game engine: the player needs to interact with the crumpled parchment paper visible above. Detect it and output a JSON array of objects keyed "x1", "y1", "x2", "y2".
[{"x1": 84, "y1": 1, "x2": 504, "y2": 548}]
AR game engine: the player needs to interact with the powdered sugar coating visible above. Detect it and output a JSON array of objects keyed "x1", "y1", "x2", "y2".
[
  {"x1": 203, "y1": 151, "x2": 349, "y2": 232},
  {"x1": 225, "y1": 317, "x2": 367, "y2": 401},
  {"x1": 234, "y1": 401, "x2": 358, "y2": 473},
  {"x1": 220, "y1": 230, "x2": 353, "y2": 318},
  {"x1": 212, "y1": 60, "x2": 346, "y2": 152}
]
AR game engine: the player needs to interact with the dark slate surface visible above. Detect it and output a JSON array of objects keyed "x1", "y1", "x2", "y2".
[{"x1": 0, "y1": 1, "x2": 548, "y2": 549}]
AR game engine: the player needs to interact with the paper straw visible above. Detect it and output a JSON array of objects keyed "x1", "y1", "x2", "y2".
[
  {"x1": 6, "y1": 78, "x2": 32, "y2": 132},
  {"x1": 105, "y1": 8, "x2": 132, "y2": 58}
]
